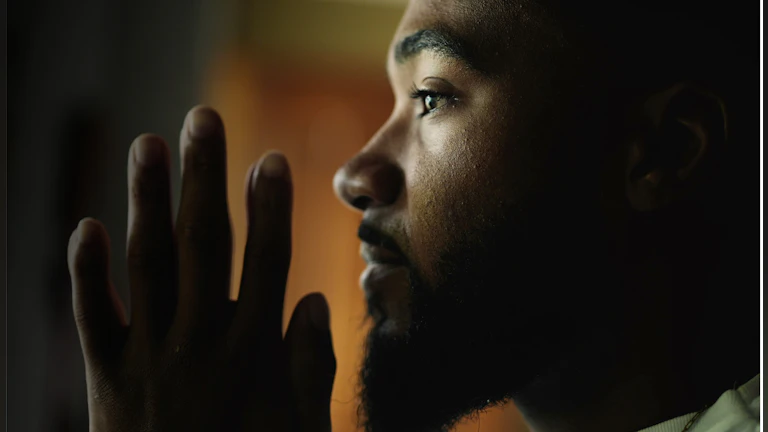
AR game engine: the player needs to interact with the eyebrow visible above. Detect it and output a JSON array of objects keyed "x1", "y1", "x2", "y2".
[{"x1": 393, "y1": 29, "x2": 481, "y2": 71}]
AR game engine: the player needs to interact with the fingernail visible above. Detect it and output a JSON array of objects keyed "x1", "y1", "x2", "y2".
[
  {"x1": 188, "y1": 106, "x2": 218, "y2": 140},
  {"x1": 307, "y1": 294, "x2": 330, "y2": 331},
  {"x1": 134, "y1": 135, "x2": 164, "y2": 166},
  {"x1": 259, "y1": 152, "x2": 289, "y2": 179}
]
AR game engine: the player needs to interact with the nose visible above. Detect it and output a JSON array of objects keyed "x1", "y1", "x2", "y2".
[{"x1": 333, "y1": 151, "x2": 403, "y2": 211}]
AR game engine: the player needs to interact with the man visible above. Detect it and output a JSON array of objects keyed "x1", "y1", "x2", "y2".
[{"x1": 66, "y1": 0, "x2": 759, "y2": 431}]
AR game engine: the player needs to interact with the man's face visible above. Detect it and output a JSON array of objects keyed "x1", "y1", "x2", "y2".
[{"x1": 334, "y1": 1, "x2": 627, "y2": 430}]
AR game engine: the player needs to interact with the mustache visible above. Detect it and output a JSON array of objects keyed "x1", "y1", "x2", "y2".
[{"x1": 357, "y1": 222, "x2": 408, "y2": 261}]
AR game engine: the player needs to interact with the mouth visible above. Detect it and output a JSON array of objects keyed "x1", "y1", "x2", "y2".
[
  {"x1": 358, "y1": 223, "x2": 407, "y2": 265},
  {"x1": 357, "y1": 223, "x2": 411, "y2": 329},
  {"x1": 360, "y1": 244, "x2": 406, "y2": 267}
]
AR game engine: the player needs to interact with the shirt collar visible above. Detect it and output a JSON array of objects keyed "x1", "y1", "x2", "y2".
[{"x1": 637, "y1": 375, "x2": 760, "y2": 432}]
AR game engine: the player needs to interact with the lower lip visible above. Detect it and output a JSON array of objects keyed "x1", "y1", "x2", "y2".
[{"x1": 360, "y1": 262, "x2": 410, "y2": 294}]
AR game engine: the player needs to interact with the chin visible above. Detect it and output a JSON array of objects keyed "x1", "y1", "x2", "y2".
[
  {"x1": 357, "y1": 271, "x2": 531, "y2": 432},
  {"x1": 363, "y1": 263, "x2": 413, "y2": 338}
]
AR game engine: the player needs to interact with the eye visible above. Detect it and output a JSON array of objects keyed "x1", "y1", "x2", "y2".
[
  {"x1": 409, "y1": 87, "x2": 455, "y2": 117},
  {"x1": 423, "y1": 94, "x2": 448, "y2": 112}
]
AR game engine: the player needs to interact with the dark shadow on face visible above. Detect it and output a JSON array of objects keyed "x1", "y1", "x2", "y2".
[{"x1": 358, "y1": 183, "x2": 625, "y2": 432}]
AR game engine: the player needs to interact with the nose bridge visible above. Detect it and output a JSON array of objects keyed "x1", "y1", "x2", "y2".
[
  {"x1": 334, "y1": 112, "x2": 407, "y2": 211},
  {"x1": 363, "y1": 108, "x2": 407, "y2": 155}
]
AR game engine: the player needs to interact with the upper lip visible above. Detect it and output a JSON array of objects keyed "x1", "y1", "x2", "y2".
[{"x1": 358, "y1": 223, "x2": 407, "y2": 265}]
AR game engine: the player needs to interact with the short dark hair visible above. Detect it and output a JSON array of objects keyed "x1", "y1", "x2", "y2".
[{"x1": 551, "y1": 0, "x2": 755, "y2": 106}]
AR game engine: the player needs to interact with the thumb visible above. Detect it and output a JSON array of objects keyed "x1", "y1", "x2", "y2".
[{"x1": 285, "y1": 293, "x2": 337, "y2": 432}]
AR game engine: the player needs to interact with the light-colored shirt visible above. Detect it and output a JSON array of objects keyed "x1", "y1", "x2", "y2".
[{"x1": 638, "y1": 375, "x2": 760, "y2": 432}]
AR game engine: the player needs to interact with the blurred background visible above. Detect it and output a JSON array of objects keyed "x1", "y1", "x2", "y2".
[{"x1": 8, "y1": 0, "x2": 528, "y2": 430}]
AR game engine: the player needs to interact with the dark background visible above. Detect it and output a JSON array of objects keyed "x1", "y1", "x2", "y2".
[{"x1": 9, "y1": 1, "x2": 224, "y2": 429}]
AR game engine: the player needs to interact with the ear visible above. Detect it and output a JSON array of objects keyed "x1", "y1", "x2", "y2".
[{"x1": 626, "y1": 82, "x2": 727, "y2": 211}]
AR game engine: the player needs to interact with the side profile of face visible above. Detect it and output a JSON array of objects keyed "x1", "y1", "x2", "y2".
[{"x1": 333, "y1": 0, "x2": 731, "y2": 431}]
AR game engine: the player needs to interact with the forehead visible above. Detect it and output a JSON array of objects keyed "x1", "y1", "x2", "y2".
[
  {"x1": 390, "y1": 0, "x2": 565, "y2": 76},
  {"x1": 397, "y1": 0, "x2": 524, "y2": 33}
]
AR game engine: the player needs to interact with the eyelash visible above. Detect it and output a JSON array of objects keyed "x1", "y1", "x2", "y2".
[{"x1": 409, "y1": 84, "x2": 456, "y2": 118}]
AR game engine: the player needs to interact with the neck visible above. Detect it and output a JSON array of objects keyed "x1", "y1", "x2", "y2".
[
  {"x1": 516, "y1": 370, "x2": 703, "y2": 432},
  {"x1": 511, "y1": 320, "x2": 729, "y2": 432},
  {"x1": 508, "y1": 241, "x2": 757, "y2": 432}
]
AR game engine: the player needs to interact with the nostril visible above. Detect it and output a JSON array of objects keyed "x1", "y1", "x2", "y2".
[
  {"x1": 335, "y1": 155, "x2": 403, "y2": 211},
  {"x1": 351, "y1": 196, "x2": 373, "y2": 211}
]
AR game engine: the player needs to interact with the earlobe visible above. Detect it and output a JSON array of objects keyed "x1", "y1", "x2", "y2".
[{"x1": 625, "y1": 83, "x2": 727, "y2": 212}]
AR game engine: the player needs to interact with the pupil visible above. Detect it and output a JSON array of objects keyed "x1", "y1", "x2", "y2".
[{"x1": 425, "y1": 95, "x2": 437, "y2": 110}]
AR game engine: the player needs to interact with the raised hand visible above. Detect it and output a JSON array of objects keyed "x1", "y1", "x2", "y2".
[{"x1": 67, "y1": 106, "x2": 336, "y2": 432}]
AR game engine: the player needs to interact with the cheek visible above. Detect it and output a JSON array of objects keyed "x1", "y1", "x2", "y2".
[{"x1": 404, "y1": 118, "x2": 512, "y2": 285}]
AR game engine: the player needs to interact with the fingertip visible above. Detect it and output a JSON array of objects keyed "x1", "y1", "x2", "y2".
[
  {"x1": 248, "y1": 151, "x2": 293, "y2": 220},
  {"x1": 185, "y1": 105, "x2": 222, "y2": 140},
  {"x1": 258, "y1": 151, "x2": 291, "y2": 180},
  {"x1": 179, "y1": 105, "x2": 227, "y2": 180},
  {"x1": 292, "y1": 293, "x2": 329, "y2": 331},
  {"x1": 131, "y1": 133, "x2": 169, "y2": 168},
  {"x1": 305, "y1": 292, "x2": 330, "y2": 332},
  {"x1": 78, "y1": 217, "x2": 108, "y2": 247},
  {"x1": 69, "y1": 218, "x2": 109, "y2": 276}
]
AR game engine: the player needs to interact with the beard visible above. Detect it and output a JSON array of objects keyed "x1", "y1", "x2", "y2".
[{"x1": 356, "y1": 192, "x2": 621, "y2": 432}]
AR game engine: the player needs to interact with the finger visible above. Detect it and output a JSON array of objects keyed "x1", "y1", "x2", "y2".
[
  {"x1": 285, "y1": 293, "x2": 336, "y2": 432},
  {"x1": 68, "y1": 218, "x2": 128, "y2": 367},
  {"x1": 229, "y1": 151, "x2": 292, "y2": 345},
  {"x1": 126, "y1": 134, "x2": 176, "y2": 341},
  {"x1": 174, "y1": 106, "x2": 232, "y2": 332}
]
